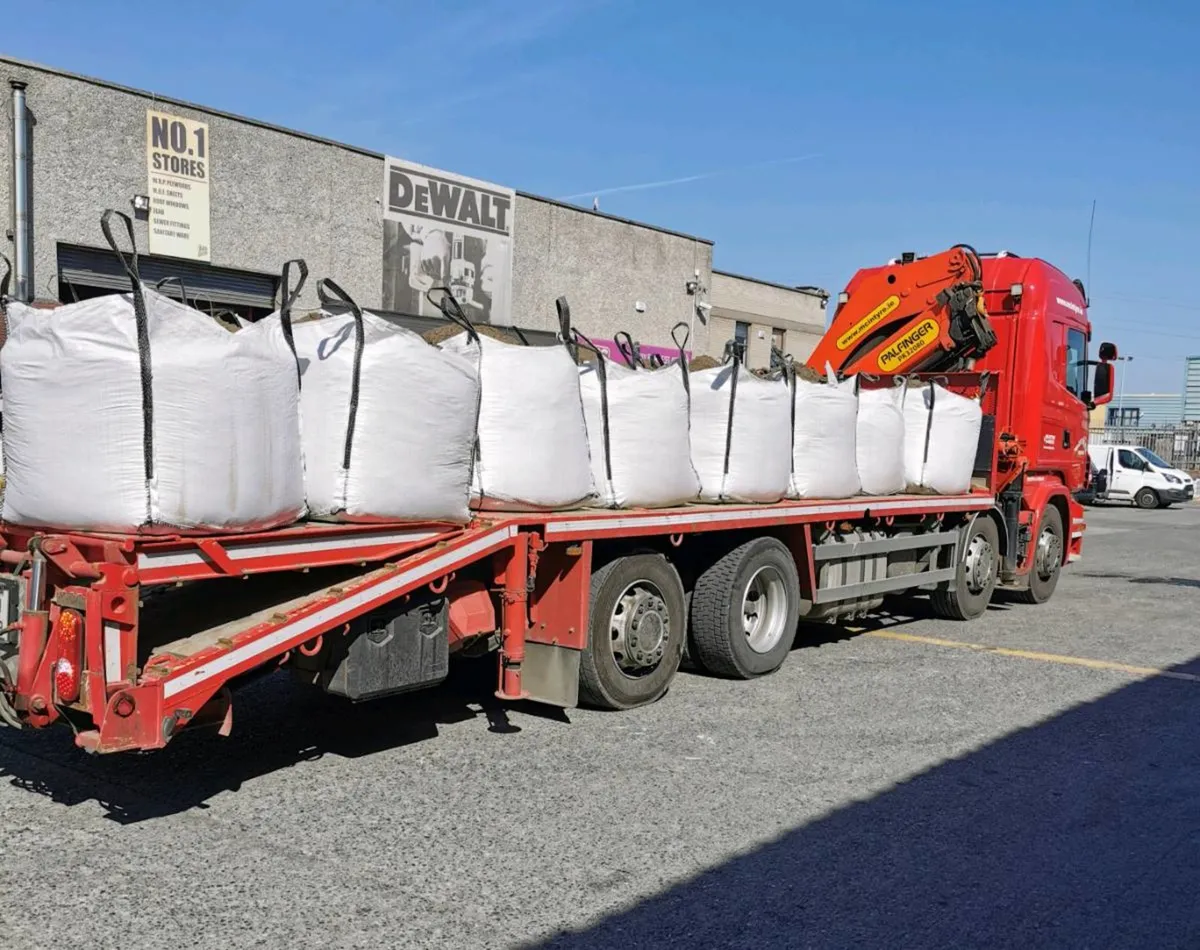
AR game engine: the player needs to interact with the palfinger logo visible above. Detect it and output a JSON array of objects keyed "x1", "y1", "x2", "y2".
[
  {"x1": 877, "y1": 318, "x2": 939, "y2": 371},
  {"x1": 837, "y1": 295, "x2": 900, "y2": 350}
]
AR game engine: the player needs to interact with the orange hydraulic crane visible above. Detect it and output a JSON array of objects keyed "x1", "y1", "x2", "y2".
[{"x1": 807, "y1": 244, "x2": 997, "y2": 376}]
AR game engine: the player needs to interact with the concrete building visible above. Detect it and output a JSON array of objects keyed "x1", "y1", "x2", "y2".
[
  {"x1": 0, "y1": 55, "x2": 824, "y2": 365},
  {"x1": 708, "y1": 270, "x2": 828, "y2": 366},
  {"x1": 1184, "y1": 356, "x2": 1200, "y2": 423},
  {"x1": 0, "y1": 55, "x2": 825, "y2": 367},
  {"x1": 1103, "y1": 393, "x2": 1183, "y2": 428}
]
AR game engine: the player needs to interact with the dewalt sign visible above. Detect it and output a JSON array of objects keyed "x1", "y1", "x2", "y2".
[
  {"x1": 877, "y1": 318, "x2": 939, "y2": 371},
  {"x1": 836, "y1": 295, "x2": 900, "y2": 351}
]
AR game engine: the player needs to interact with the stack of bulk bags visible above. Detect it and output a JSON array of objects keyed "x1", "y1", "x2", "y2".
[
  {"x1": 902, "y1": 381, "x2": 983, "y2": 494},
  {"x1": 0, "y1": 211, "x2": 304, "y2": 532},
  {"x1": 787, "y1": 362, "x2": 861, "y2": 499},
  {"x1": 854, "y1": 380, "x2": 907, "y2": 495},
  {"x1": 577, "y1": 324, "x2": 699, "y2": 508},
  {"x1": 274, "y1": 271, "x2": 480, "y2": 523},
  {"x1": 690, "y1": 348, "x2": 792, "y2": 503},
  {"x1": 438, "y1": 296, "x2": 594, "y2": 510}
]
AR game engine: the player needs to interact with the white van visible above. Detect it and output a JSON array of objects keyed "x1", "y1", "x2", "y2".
[{"x1": 1086, "y1": 443, "x2": 1195, "y2": 509}]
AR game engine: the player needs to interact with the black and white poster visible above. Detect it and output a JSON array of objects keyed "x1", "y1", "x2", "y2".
[{"x1": 381, "y1": 157, "x2": 515, "y2": 324}]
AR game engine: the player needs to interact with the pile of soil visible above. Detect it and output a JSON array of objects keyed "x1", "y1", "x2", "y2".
[
  {"x1": 422, "y1": 324, "x2": 526, "y2": 346},
  {"x1": 688, "y1": 355, "x2": 721, "y2": 371}
]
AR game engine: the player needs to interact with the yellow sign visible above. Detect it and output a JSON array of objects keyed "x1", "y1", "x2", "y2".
[
  {"x1": 877, "y1": 318, "x2": 939, "y2": 371},
  {"x1": 836, "y1": 295, "x2": 900, "y2": 350}
]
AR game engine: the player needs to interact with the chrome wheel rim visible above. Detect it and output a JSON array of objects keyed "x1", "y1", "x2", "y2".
[
  {"x1": 610, "y1": 581, "x2": 670, "y2": 677},
  {"x1": 1034, "y1": 524, "x2": 1061, "y2": 580},
  {"x1": 963, "y1": 532, "x2": 996, "y2": 595},
  {"x1": 742, "y1": 566, "x2": 789, "y2": 654}
]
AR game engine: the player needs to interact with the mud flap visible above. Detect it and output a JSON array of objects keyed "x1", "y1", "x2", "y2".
[{"x1": 521, "y1": 641, "x2": 580, "y2": 708}]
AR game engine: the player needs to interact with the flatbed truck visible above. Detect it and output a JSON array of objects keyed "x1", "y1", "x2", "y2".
[{"x1": 0, "y1": 247, "x2": 1116, "y2": 753}]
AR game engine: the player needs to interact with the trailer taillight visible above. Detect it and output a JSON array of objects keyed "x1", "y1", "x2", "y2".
[{"x1": 52, "y1": 609, "x2": 83, "y2": 705}]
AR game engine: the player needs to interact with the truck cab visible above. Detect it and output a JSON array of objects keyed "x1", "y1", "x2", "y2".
[{"x1": 1086, "y1": 443, "x2": 1194, "y2": 509}]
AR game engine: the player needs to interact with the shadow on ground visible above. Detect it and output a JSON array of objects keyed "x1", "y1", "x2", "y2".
[
  {"x1": 531, "y1": 653, "x2": 1200, "y2": 950},
  {"x1": 0, "y1": 596, "x2": 981, "y2": 824},
  {"x1": 0, "y1": 658, "x2": 567, "y2": 824}
]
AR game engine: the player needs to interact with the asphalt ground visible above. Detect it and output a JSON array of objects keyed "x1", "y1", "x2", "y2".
[{"x1": 2, "y1": 502, "x2": 1199, "y2": 949}]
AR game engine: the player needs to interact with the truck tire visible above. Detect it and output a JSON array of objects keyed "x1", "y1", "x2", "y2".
[
  {"x1": 931, "y1": 516, "x2": 999, "y2": 621},
  {"x1": 1135, "y1": 488, "x2": 1159, "y2": 510},
  {"x1": 1011, "y1": 505, "x2": 1064, "y2": 604},
  {"x1": 578, "y1": 553, "x2": 686, "y2": 710},
  {"x1": 689, "y1": 537, "x2": 801, "y2": 679}
]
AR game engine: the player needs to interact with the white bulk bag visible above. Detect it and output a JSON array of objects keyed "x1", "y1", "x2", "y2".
[
  {"x1": 1, "y1": 211, "x2": 304, "y2": 532},
  {"x1": 788, "y1": 363, "x2": 861, "y2": 499},
  {"x1": 902, "y1": 382, "x2": 982, "y2": 494},
  {"x1": 855, "y1": 381, "x2": 906, "y2": 496},
  {"x1": 690, "y1": 361, "x2": 792, "y2": 503},
  {"x1": 578, "y1": 338, "x2": 699, "y2": 508},
  {"x1": 275, "y1": 273, "x2": 480, "y2": 523},
  {"x1": 440, "y1": 331, "x2": 594, "y2": 510}
]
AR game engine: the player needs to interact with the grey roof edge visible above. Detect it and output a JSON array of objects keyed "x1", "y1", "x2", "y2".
[
  {"x1": 0, "y1": 54, "x2": 386, "y2": 160},
  {"x1": 515, "y1": 192, "x2": 713, "y2": 245},
  {"x1": 713, "y1": 268, "x2": 830, "y2": 299},
  {"x1": 0, "y1": 54, "x2": 714, "y2": 247}
]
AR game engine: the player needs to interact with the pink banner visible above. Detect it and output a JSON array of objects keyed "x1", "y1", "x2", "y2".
[{"x1": 592, "y1": 339, "x2": 690, "y2": 367}]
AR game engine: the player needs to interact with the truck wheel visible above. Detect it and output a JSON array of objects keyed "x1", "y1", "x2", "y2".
[
  {"x1": 689, "y1": 537, "x2": 801, "y2": 679},
  {"x1": 579, "y1": 554, "x2": 686, "y2": 710},
  {"x1": 931, "y1": 516, "x2": 999, "y2": 620},
  {"x1": 1011, "y1": 505, "x2": 1064, "y2": 604},
  {"x1": 1135, "y1": 488, "x2": 1159, "y2": 510}
]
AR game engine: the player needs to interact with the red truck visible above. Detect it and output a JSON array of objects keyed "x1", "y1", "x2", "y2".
[{"x1": 0, "y1": 246, "x2": 1116, "y2": 752}]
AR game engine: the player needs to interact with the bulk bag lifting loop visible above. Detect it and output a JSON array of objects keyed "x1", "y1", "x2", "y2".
[
  {"x1": 275, "y1": 258, "x2": 310, "y2": 389},
  {"x1": 424, "y1": 284, "x2": 484, "y2": 482},
  {"x1": 613, "y1": 330, "x2": 640, "y2": 369},
  {"x1": 424, "y1": 285, "x2": 482, "y2": 343},
  {"x1": 99, "y1": 209, "x2": 154, "y2": 521},
  {"x1": 671, "y1": 322, "x2": 692, "y2": 399},
  {"x1": 570, "y1": 328, "x2": 614, "y2": 490},
  {"x1": 720, "y1": 339, "x2": 747, "y2": 486},
  {"x1": 315, "y1": 278, "x2": 367, "y2": 479}
]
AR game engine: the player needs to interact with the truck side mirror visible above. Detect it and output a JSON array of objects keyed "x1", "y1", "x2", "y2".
[
  {"x1": 1092, "y1": 361, "x2": 1114, "y2": 406},
  {"x1": 1098, "y1": 341, "x2": 1118, "y2": 361}
]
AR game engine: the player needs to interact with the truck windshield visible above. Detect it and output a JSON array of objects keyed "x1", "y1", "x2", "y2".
[{"x1": 1136, "y1": 448, "x2": 1172, "y2": 469}]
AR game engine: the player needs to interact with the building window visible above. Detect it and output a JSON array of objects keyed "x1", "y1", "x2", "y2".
[
  {"x1": 1107, "y1": 406, "x2": 1140, "y2": 426},
  {"x1": 734, "y1": 321, "x2": 750, "y2": 364},
  {"x1": 771, "y1": 327, "x2": 786, "y2": 354}
]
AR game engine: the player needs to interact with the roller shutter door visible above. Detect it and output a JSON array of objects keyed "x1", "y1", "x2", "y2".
[{"x1": 57, "y1": 243, "x2": 278, "y2": 310}]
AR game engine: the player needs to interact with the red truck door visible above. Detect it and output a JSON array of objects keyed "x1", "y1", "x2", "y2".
[{"x1": 1039, "y1": 319, "x2": 1089, "y2": 486}]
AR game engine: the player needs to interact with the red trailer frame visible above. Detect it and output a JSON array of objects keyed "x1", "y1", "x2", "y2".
[{"x1": 0, "y1": 491, "x2": 1000, "y2": 754}]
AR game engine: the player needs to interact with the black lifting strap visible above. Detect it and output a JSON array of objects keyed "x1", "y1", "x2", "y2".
[
  {"x1": 572, "y1": 328, "x2": 613, "y2": 489},
  {"x1": 556, "y1": 297, "x2": 578, "y2": 362},
  {"x1": 425, "y1": 285, "x2": 481, "y2": 344},
  {"x1": 721, "y1": 340, "x2": 746, "y2": 482},
  {"x1": 276, "y1": 259, "x2": 310, "y2": 389},
  {"x1": 671, "y1": 322, "x2": 691, "y2": 399},
  {"x1": 317, "y1": 278, "x2": 367, "y2": 473},
  {"x1": 100, "y1": 209, "x2": 155, "y2": 516},
  {"x1": 613, "y1": 330, "x2": 640, "y2": 370},
  {"x1": 154, "y1": 275, "x2": 191, "y2": 309}
]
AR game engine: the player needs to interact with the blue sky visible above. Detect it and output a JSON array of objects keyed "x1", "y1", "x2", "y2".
[{"x1": 6, "y1": 0, "x2": 1198, "y2": 391}]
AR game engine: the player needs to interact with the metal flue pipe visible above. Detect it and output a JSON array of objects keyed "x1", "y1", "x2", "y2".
[{"x1": 10, "y1": 80, "x2": 31, "y2": 302}]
